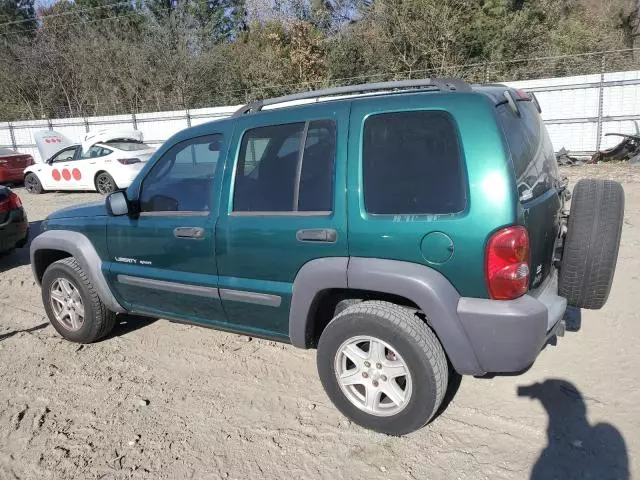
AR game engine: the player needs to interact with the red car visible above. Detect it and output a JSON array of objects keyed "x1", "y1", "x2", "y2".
[
  {"x1": 0, "y1": 147, "x2": 34, "y2": 185},
  {"x1": 0, "y1": 186, "x2": 28, "y2": 254}
]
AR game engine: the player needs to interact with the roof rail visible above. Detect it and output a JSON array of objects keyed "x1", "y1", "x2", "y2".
[{"x1": 232, "y1": 77, "x2": 472, "y2": 117}]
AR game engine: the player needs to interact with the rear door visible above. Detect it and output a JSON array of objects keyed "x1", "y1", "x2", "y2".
[
  {"x1": 215, "y1": 103, "x2": 349, "y2": 339},
  {"x1": 77, "y1": 145, "x2": 113, "y2": 189},
  {"x1": 496, "y1": 98, "x2": 561, "y2": 289}
]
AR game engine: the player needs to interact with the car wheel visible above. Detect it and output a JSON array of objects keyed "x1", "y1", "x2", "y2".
[
  {"x1": 41, "y1": 257, "x2": 117, "y2": 343},
  {"x1": 95, "y1": 172, "x2": 117, "y2": 195},
  {"x1": 317, "y1": 300, "x2": 449, "y2": 436},
  {"x1": 24, "y1": 173, "x2": 43, "y2": 194},
  {"x1": 559, "y1": 179, "x2": 625, "y2": 309}
]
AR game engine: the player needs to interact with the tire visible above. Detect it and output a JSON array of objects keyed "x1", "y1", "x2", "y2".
[
  {"x1": 317, "y1": 300, "x2": 448, "y2": 436},
  {"x1": 24, "y1": 173, "x2": 43, "y2": 194},
  {"x1": 95, "y1": 172, "x2": 117, "y2": 195},
  {"x1": 559, "y1": 179, "x2": 624, "y2": 310},
  {"x1": 41, "y1": 257, "x2": 117, "y2": 343},
  {"x1": 334, "y1": 298, "x2": 362, "y2": 316}
]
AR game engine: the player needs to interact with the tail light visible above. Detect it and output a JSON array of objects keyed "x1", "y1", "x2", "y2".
[
  {"x1": 0, "y1": 191, "x2": 22, "y2": 213},
  {"x1": 117, "y1": 158, "x2": 141, "y2": 165},
  {"x1": 485, "y1": 226, "x2": 530, "y2": 300}
]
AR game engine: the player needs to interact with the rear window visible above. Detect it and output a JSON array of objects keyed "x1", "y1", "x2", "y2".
[
  {"x1": 105, "y1": 140, "x2": 151, "y2": 151},
  {"x1": 363, "y1": 111, "x2": 466, "y2": 215},
  {"x1": 496, "y1": 100, "x2": 558, "y2": 202}
]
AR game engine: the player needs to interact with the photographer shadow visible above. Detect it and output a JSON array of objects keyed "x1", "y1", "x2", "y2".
[{"x1": 519, "y1": 379, "x2": 628, "y2": 480}]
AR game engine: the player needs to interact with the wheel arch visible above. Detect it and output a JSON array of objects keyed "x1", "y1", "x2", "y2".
[
  {"x1": 31, "y1": 230, "x2": 125, "y2": 313},
  {"x1": 289, "y1": 257, "x2": 484, "y2": 375}
]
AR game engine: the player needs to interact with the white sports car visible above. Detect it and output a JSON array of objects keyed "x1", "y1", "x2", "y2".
[{"x1": 24, "y1": 129, "x2": 156, "y2": 195}]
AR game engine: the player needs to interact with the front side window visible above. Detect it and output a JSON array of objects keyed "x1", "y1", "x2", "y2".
[
  {"x1": 363, "y1": 111, "x2": 465, "y2": 215},
  {"x1": 51, "y1": 146, "x2": 79, "y2": 163},
  {"x1": 233, "y1": 120, "x2": 336, "y2": 213},
  {"x1": 139, "y1": 134, "x2": 222, "y2": 213}
]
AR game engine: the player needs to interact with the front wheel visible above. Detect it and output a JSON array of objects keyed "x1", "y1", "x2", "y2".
[
  {"x1": 24, "y1": 172, "x2": 43, "y2": 194},
  {"x1": 317, "y1": 301, "x2": 449, "y2": 436},
  {"x1": 95, "y1": 172, "x2": 117, "y2": 195},
  {"x1": 42, "y1": 257, "x2": 117, "y2": 343}
]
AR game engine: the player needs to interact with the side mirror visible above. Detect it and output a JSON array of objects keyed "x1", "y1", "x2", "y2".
[{"x1": 106, "y1": 190, "x2": 130, "y2": 216}]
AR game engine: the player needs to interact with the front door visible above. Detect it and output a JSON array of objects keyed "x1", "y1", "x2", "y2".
[
  {"x1": 215, "y1": 103, "x2": 349, "y2": 339},
  {"x1": 106, "y1": 131, "x2": 229, "y2": 325},
  {"x1": 47, "y1": 146, "x2": 81, "y2": 190}
]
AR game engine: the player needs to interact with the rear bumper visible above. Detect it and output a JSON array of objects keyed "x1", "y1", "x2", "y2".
[
  {"x1": 0, "y1": 207, "x2": 29, "y2": 252},
  {"x1": 457, "y1": 271, "x2": 567, "y2": 374}
]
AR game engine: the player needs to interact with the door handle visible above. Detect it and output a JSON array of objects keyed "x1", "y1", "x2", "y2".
[
  {"x1": 174, "y1": 227, "x2": 205, "y2": 239},
  {"x1": 296, "y1": 228, "x2": 337, "y2": 243}
]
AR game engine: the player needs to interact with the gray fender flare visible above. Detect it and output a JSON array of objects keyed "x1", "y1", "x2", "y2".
[
  {"x1": 30, "y1": 230, "x2": 125, "y2": 313},
  {"x1": 289, "y1": 257, "x2": 348, "y2": 349},
  {"x1": 289, "y1": 257, "x2": 483, "y2": 375}
]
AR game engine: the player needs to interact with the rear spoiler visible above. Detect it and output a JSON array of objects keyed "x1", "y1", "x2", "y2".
[{"x1": 497, "y1": 88, "x2": 542, "y2": 115}]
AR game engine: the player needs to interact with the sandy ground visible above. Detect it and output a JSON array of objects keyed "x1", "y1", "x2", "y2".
[{"x1": 0, "y1": 164, "x2": 638, "y2": 480}]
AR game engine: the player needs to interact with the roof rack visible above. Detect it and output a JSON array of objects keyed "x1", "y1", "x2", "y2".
[{"x1": 232, "y1": 77, "x2": 473, "y2": 117}]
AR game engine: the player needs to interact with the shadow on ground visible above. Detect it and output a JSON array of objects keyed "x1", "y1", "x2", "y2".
[
  {"x1": 0, "y1": 220, "x2": 42, "y2": 273},
  {"x1": 103, "y1": 314, "x2": 157, "y2": 340},
  {"x1": 0, "y1": 322, "x2": 49, "y2": 342},
  {"x1": 0, "y1": 315, "x2": 155, "y2": 344},
  {"x1": 519, "y1": 379, "x2": 628, "y2": 480}
]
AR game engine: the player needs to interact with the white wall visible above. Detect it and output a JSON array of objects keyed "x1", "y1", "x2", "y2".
[
  {"x1": 508, "y1": 70, "x2": 640, "y2": 153},
  {"x1": 3, "y1": 70, "x2": 640, "y2": 162}
]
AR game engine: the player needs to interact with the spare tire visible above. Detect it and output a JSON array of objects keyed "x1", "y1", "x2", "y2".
[{"x1": 558, "y1": 179, "x2": 624, "y2": 309}]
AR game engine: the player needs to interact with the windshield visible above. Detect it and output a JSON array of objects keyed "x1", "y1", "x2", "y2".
[
  {"x1": 0, "y1": 147, "x2": 17, "y2": 155},
  {"x1": 105, "y1": 140, "x2": 151, "y2": 151}
]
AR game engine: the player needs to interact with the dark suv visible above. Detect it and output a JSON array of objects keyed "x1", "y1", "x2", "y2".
[{"x1": 30, "y1": 79, "x2": 624, "y2": 435}]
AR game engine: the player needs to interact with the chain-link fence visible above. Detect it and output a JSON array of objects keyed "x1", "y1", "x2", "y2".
[{"x1": 3, "y1": 48, "x2": 640, "y2": 161}]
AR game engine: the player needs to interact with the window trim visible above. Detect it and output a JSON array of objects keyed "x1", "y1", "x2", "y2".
[
  {"x1": 229, "y1": 210, "x2": 331, "y2": 217},
  {"x1": 360, "y1": 109, "x2": 468, "y2": 217},
  {"x1": 139, "y1": 211, "x2": 210, "y2": 218},
  {"x1": 231, "y1": 119, "x2": 336, "y2": 216},
  {"x1": 138, "y1": 133, "x2": 223, "y2": 216},
  {"x1": 51, "y1": 146, "x2": 80, "y2": 163}
]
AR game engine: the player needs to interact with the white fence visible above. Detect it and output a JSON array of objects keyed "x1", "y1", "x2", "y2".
[{"x1": 3, "y1": 70, "x2": 640, "y2": 163}]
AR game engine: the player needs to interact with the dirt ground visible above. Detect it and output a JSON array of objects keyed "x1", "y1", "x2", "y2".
[{"x1": 1, "y1": 164, "x2": 638, "y2": 480}]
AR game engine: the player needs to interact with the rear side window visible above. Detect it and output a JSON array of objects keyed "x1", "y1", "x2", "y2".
[
  {"x1": 233, "y1": 120, "x2": 336, "y2": 213},
  {"x1": 497, "y1": 101, "x2": 558, "y2": 201},
  {"x1": 363, "y1": 111, "x2": 465, "y2": 215},
  {"x1": 82, "y1": 146, "x2": 112, "y2": 159}
]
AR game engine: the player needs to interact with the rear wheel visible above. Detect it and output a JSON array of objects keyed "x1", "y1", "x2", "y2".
[
  {"x1": 317, "y1": 301, "x2": 448, "y2": 435},
  {"x1": 95, "y1": 172, "x2": 117, "y2": 195},
  {"x1": 24, "y1": 173, "x2": 43, "y2": 194},
  {"x1": 559, "y1": 179, "x2": 624, "y2": 309}
]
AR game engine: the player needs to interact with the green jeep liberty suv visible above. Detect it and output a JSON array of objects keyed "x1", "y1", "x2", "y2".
[{"x1": 30, "y1": 79, "x2": 624, "y2": 435}]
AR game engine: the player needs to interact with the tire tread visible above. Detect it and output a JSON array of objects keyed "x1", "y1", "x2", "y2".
[{"x1": 559, "y1": 179, "x2": 624, "y2": 309}]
